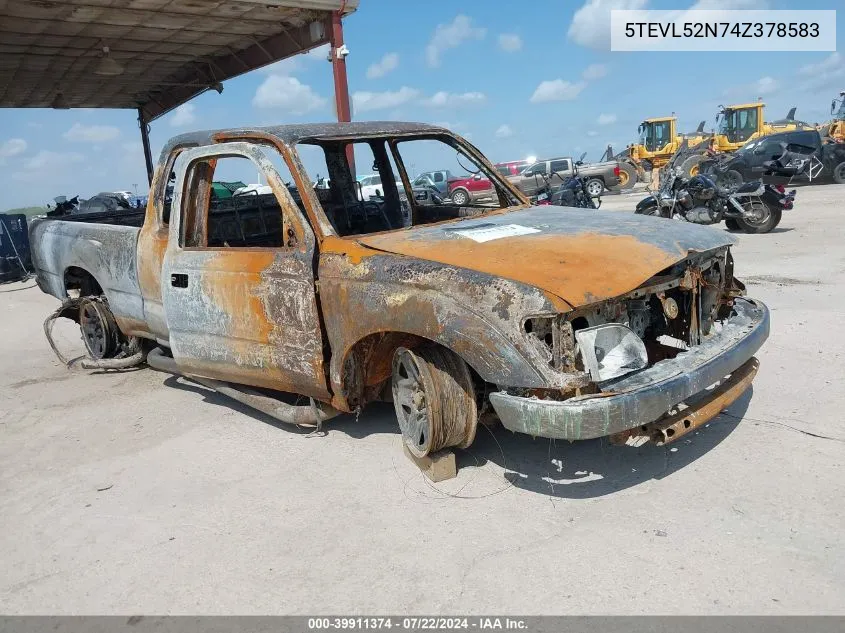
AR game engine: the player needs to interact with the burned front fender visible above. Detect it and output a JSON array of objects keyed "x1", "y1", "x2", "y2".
[{"x1": 318, "y1": 242, "x2": 581, "y2": 409}]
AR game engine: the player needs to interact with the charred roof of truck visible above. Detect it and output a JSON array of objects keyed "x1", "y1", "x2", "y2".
[{"x1": 159, "y1": 122, "x2": 451, "y2": 161}]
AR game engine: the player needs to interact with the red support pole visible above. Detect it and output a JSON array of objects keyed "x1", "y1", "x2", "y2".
[{"x1": 329, "y1": 10, "x2": 355, "y2": 178}]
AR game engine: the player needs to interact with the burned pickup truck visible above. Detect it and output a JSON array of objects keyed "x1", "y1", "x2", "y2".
[{"x1": 29, "y1": 122, "x2": 768, "y2": 457}]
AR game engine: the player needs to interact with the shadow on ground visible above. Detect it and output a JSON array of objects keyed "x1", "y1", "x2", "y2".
[{"x1": 161, "y1": 372, "x2": 750, "y2": 500}]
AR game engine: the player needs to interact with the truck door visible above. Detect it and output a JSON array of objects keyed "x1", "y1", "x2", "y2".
[{"x1": 161, "y1": 142, "x2": 330, "y2": 400}]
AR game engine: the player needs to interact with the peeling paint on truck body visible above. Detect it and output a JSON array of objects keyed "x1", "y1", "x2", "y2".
[{"x1": 29, "y1": 121, "x2": 766, "y2": 441}]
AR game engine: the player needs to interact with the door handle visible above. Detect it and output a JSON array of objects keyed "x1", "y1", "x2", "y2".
[{"x1": 170, "y1": 273, "x2": 188, "y2": 288}]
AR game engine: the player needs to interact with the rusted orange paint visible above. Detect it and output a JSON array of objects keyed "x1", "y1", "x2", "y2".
[
  {"x1": 358, "y1": 232, "x2": 681, "y2": 307},
  {"x1": 199, "y1": 250, "x2": 275, "y2": 345},
  {"x1": 321, "y1": 236, "x2": 380, "y2": 265}
]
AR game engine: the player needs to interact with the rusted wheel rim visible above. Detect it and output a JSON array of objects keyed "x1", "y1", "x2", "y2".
[
  {"x1": 79, "y1": 299, "x2": 113, "y2": 360},
  {"x1": 392, "y1": 349, "x2": 432, "y2": 457}
]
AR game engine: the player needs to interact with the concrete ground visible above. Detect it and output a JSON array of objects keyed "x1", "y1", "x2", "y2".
[{"x1": 1, "y1": 184, "x2": 844, "y2": 614}]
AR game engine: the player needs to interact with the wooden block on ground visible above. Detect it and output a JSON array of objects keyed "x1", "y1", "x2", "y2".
[{"x1": 403, "y1": 444, "x2": 457, "y2": 482}]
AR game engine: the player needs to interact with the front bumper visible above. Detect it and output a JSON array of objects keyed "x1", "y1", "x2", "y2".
[{"x1": 489, "y1": 298, "x2": 769, "y2": 440}]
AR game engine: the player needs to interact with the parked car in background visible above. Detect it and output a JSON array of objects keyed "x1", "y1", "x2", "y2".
[
  {"x1": 494, "y1": 160, "x2": 530, "y2": 177},
  {"x1": 447, "y1": 172, "x2": 495, "y2": 205},
  {"x1": 509, "y1": 156, "x2": 623, "y2": 197},
  {"x1": 704, "y1": 129, "x2": 845, "y2": 187},
  {"x1": 412, "y1": 170, "x2": 452, "y2": 195},
  {"x1": 357, "y1": 174, "x2": 384, "y2": 200},
  {"x1": 508, "y1": 157, "x2": 574, "y2": 196}
]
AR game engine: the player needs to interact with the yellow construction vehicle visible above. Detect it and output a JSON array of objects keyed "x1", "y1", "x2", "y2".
[
  {"x1": 629, "y1": 116, "x2": 708, "y2": 172},
  {"x1": 820, "y1": 91, "x2": 845, "y2": 143},
  {"x1": 676, "y1": 103, "x2": 813, "y2": 177}
]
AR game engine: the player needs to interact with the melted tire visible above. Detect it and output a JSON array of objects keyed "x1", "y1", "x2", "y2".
[{"x1": 391, "y1": 346, "x2": 477, "y2": 458}]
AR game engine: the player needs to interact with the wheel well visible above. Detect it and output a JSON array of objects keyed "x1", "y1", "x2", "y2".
[
  {"x1": 339, "y1": 332, "x2": 484, "y2": 410},
  {"x1": 64, "y1": 266, "x2": 103, "y2": 297}
]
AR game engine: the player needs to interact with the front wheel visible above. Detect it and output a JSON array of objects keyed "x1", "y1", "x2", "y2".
[
  {"x1": 617, "y1": 163, "x2": 637, "y2": 189},
  {"x1": 585, "y1": 178, "x2": 604, "y2": 197},
  {"x1": 450, "y1": 188, "x2": 469, "y2": 206},
  {"x1": 833, "y1": 161, "x2": 845, "y2": 184},
  {"x1": 736, "y1": 201, "x2": 781, "y2": 234},
  {"x1": 635, "y1": 203, "x2": 661, "y2": 216},
  {"x1": 391, "y1": 346, "x2": 478, "y2": 458}
]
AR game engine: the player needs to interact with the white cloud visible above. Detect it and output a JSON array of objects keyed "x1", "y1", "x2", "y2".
[
  {"x1": 797, "y1": 53, "x2": 844, "y2": 93},
  {"x1": 753, "y1": 76, "x2": 778, "y2": 96},
  {"x1": 169, "y1": 103, "x2": 196, "y2": 127},
  {"x1": 495, "y1": 124, "x2": 514, "y2": 139},
  {"x1": 261, "y1": 43, "x2": 330, "y2": 75},
  {"x1": 0, "y1": 138, "x2": 27, "y2": 159},
  {"x1": 800, "y1": 52, "x2": 842, "y2": 76},
  {"x1": 582, "y1": 63, "x2": 609, "y2": 80},
  {"x1": 63, "y1": 123, "x2": 120, "y2": 143},
  {"x1": 426, "y1": 15, "x2": 486, "y2": 67},
  {"x1": 568, "y1": 0, "x2": 648, "y2": 50},
  {"x1": 12, "y1": 150, "x2": 84, "y2": 182},
  {"x1": 352, "y1": 87, "x2": 420, "y2": 113},
  {"x1": 252, "y1": 75, "x2": 327, "y2": 114},
  {"x1": 366, "y1": 52, "x2": 399, "y2": 79},
  {"x1": 498, "y1": 34, "x2": 522, "y2": 52},
  {"x1": 587, "y1": 130, "x2": 599, "y2": 137},
  {"x1": 306, "y1": 43, "x2": 331, "y2": 61},
  {"x1": 530, "y1": 80, "x2": 586, "y2": 103},
  {"x1": 424, "y1": 91, "x2": 486, "y2": 108},
  {"x1": 597, "y1": 113, "x2": 617, "y2": 125}
]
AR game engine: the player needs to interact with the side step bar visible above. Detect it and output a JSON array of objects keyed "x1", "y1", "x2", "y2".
[{"x1": 146, "y1": 347, "x2": 341, "y2": 428}]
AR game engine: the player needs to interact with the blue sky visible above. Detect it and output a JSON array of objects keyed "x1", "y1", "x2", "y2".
[{"x1": 0, "y1": 0, "x2": 842, "y2": 209}]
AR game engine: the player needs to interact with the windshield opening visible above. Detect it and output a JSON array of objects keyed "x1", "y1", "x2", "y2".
[{"x1": 294, "y1": 134, "x2": 524, "y2": 238}]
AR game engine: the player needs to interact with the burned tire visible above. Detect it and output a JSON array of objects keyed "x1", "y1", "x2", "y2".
[
  {"x1": 585, "y1": 178, "x2": 604, "y2": 197},
  {"x1": 391, "y1": 346, "x2": 478, "y2": 458},
  {"x1": 833, "y1": 161, "x2": 845, "y2": 184},
  {"x1": 736, "y1": 201, "x2": 781, "y2": 234},
  {"x1": 450, "y1": 188, "x2": 469, "y2": 206},
  {"x1": 79, "y1": 297, "x2": 120, "y2": 360}
]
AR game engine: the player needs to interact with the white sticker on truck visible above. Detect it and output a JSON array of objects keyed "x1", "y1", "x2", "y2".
[{"x1": 452, "y1": 224, "x2": 540, "y2": 243}]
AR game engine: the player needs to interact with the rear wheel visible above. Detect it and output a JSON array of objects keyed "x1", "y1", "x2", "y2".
[
  {"x1": 391, "y1": 346, "x2": 478, "y2": 458},
  {"x1": 724, "y1": 218, "x2": 742, "y2": 231},
  {"x1": 736, "y1": 201, "x2": 781, "y2": 234},
  {"x1": 833, "y1": 161, "x2": 845, "y2": 184},
  {"x1": 450, "y1": 188, "x2": 469, "y2": 205},
  {"x1": 585, "y1": 178, "x2": 604, "y2": 197}
]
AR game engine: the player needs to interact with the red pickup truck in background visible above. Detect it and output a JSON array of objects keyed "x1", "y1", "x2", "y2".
[{"x1": 447, "y1": 161, "x2": 527, "y2": 205}]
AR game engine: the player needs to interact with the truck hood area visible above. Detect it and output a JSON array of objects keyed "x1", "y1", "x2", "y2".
[{"x1": 357, "y1": 206, "x2": 735, "y2": 308}]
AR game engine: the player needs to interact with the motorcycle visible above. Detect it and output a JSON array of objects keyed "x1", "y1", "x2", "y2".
[
  {"x1": 530, "y1": 158, "x2": 600, "y2": 209},
  {"x1": 635, "y1": 143, "x2": 795, "y2": 233}
]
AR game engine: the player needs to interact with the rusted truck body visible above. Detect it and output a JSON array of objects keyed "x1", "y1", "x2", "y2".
[{"x1": 29, "y1": 122, "x2": 769, "y2": 455}]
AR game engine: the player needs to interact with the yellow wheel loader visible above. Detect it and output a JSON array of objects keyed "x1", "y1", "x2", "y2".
[{"x1": 820, "y1": 92, "x2": 845, "y2": 143}]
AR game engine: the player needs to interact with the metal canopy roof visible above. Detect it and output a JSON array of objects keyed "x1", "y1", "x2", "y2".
[{"x1": 0, "y1": 0, "x2": 358, "y2": 121}]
